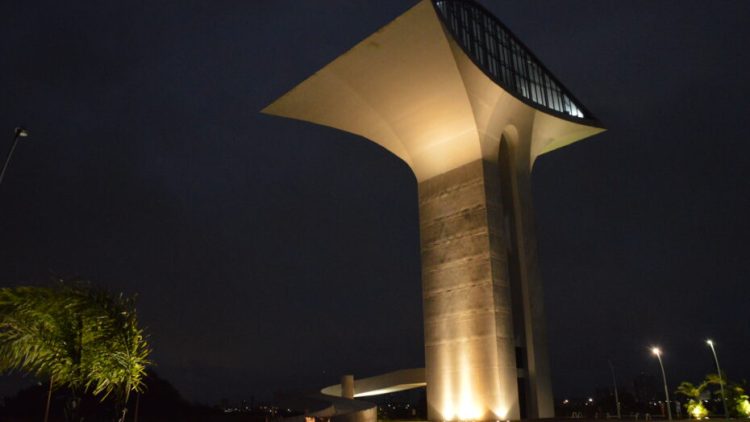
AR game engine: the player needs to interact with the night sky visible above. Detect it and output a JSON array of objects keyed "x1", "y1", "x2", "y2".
[{"x1": 1, "y1": 0, "x2": 749, "y2": 406}]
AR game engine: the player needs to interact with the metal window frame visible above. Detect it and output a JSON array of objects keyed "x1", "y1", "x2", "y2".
[{"x1": 433, "y1": 0, "x2": 600, "y2": 125}]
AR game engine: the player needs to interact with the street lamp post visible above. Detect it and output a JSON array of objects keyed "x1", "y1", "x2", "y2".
[
  {"x1": 707, "y1": 339, "x2": 729, "y2": 419},
  {"x1": 0, "y1": 127, "x2": 30, "y2": 187},
  {"x1": 652, "y1": 347, "x2": 673, "y2": 421},
  {"x1": 608, "y1": 360, "x2": 622, "y2": 419}
]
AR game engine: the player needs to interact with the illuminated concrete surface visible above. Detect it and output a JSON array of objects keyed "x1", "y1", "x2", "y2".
[
  {"x1": 264, "y1": 1, "x2": 604, "y2": 420},
  {"x1": 322, "y1": 369, "x2": 426, "y2": 398},
  {"x1": 341, "y1": 374, "x2": 355, "y2": 399}
]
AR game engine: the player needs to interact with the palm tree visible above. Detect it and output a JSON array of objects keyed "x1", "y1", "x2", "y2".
[
  {"x1": 0, "y1": 282, "x2": 151, "y2": 422},
  {"x1": 81, "y1": 288, "x2": 150, "y2": 421},
  {"x1": 675, "y1": 381, "x2": 708, "y2": 419}
]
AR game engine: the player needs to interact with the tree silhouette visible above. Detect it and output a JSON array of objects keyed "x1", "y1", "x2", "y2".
[{"x1": 0, "y1": 282, "x2": 150, "y2": 422}]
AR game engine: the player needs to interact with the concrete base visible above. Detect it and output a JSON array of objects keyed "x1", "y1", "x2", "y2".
[{"x1": 420, "y1": 160, "x2": 519, "y2": 421}]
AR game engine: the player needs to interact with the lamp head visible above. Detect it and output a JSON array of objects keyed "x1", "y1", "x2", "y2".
[
  {"x1": 14, "y1": 127, "x2": 29, "y2": 138},
  {"x1": 651, "y1": 347, "x2": 661, "y2": 356},
  {"x1": 706, "y1": 339, "x2": 714, "y2": 346}
]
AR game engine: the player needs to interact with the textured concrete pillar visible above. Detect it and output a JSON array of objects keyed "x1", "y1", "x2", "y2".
[
  {"x1": 420, "y1": 160, "x2": 519, "y2": 421},
  {"x1": 341, "y1": 375, "x2": 355, "y2": 399}
]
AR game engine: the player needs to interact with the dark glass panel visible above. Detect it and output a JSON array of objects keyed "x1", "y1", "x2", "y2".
[{"x1": 434, "y1": 0, "x2": 590, "y2": 120}]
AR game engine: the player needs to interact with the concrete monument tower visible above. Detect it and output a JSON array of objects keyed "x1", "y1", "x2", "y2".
[{"x1": 263, "y1": 1, "x2": 604, "y2": 420}]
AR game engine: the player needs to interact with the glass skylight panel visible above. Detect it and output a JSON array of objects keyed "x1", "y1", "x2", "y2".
[{"x1": 434, "y1": 0, "x2": 590, "y2": 120}]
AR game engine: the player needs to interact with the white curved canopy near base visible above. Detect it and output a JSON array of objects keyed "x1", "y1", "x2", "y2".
[{"x1": 321, "y1": 368, "x2": 426, "y2": 398}]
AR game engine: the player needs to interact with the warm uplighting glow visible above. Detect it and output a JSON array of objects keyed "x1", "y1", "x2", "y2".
[
  {"x1": 457, "y1": 402, "x2": 482, "y2": 420},
  {"x1": 492, "y1": 406, "x2": 509, "y2": 420},
  {"x1": 440, "y1": 364, "x2": 455, "y2": 420},
  {"x1": 651, "y1": 347, "x2": 661, "y2": 356},
  {"x1": 456, "y1": 352, "x2": 482, "y2": 421},
  {"x1": 437, "y1": 347, "x2": 513, "y2": 421},
  {"x1": 689, "y1": 401, "x2": 708, "y2": 419}
]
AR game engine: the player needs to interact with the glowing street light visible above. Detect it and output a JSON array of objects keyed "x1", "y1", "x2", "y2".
[
  {"x1": 0, "y1": 127, "x2": 30, "y2": 187},
  {"x1": 706, "y1": 339, "x2": 729, "y2": 419},
  {"x1": 651, "y1": 347, "x2": 672, "y2": 421}
]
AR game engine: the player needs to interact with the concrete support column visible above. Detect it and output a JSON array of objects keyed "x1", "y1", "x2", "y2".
[
  {"x1": 419, "y1": 160, "x2": 519, "y2": 421},
  {"x1": 341, "y1": 375, "x2": 355, "y2": 399},
  {"x1": 509, "y1": 159, "x2": 554, "y2": 419}
]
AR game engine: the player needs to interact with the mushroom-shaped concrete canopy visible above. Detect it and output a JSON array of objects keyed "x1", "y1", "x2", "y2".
[{"x1": 262, "y1": 0, "x2": 604, "y2": 182}]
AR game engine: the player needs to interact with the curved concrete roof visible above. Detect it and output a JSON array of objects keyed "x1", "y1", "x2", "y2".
[{"x1": 263, "y1": 0, "x2": 604, "y2": 181}]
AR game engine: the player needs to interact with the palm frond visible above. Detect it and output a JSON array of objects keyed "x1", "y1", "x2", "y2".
[{"x1": 0, "y1": 283, "x2": 151, "y2": 405}]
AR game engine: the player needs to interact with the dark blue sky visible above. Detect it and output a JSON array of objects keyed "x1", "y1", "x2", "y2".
[{"x1": 1, "y1": 0, "x2": 749, "y2": 405}]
